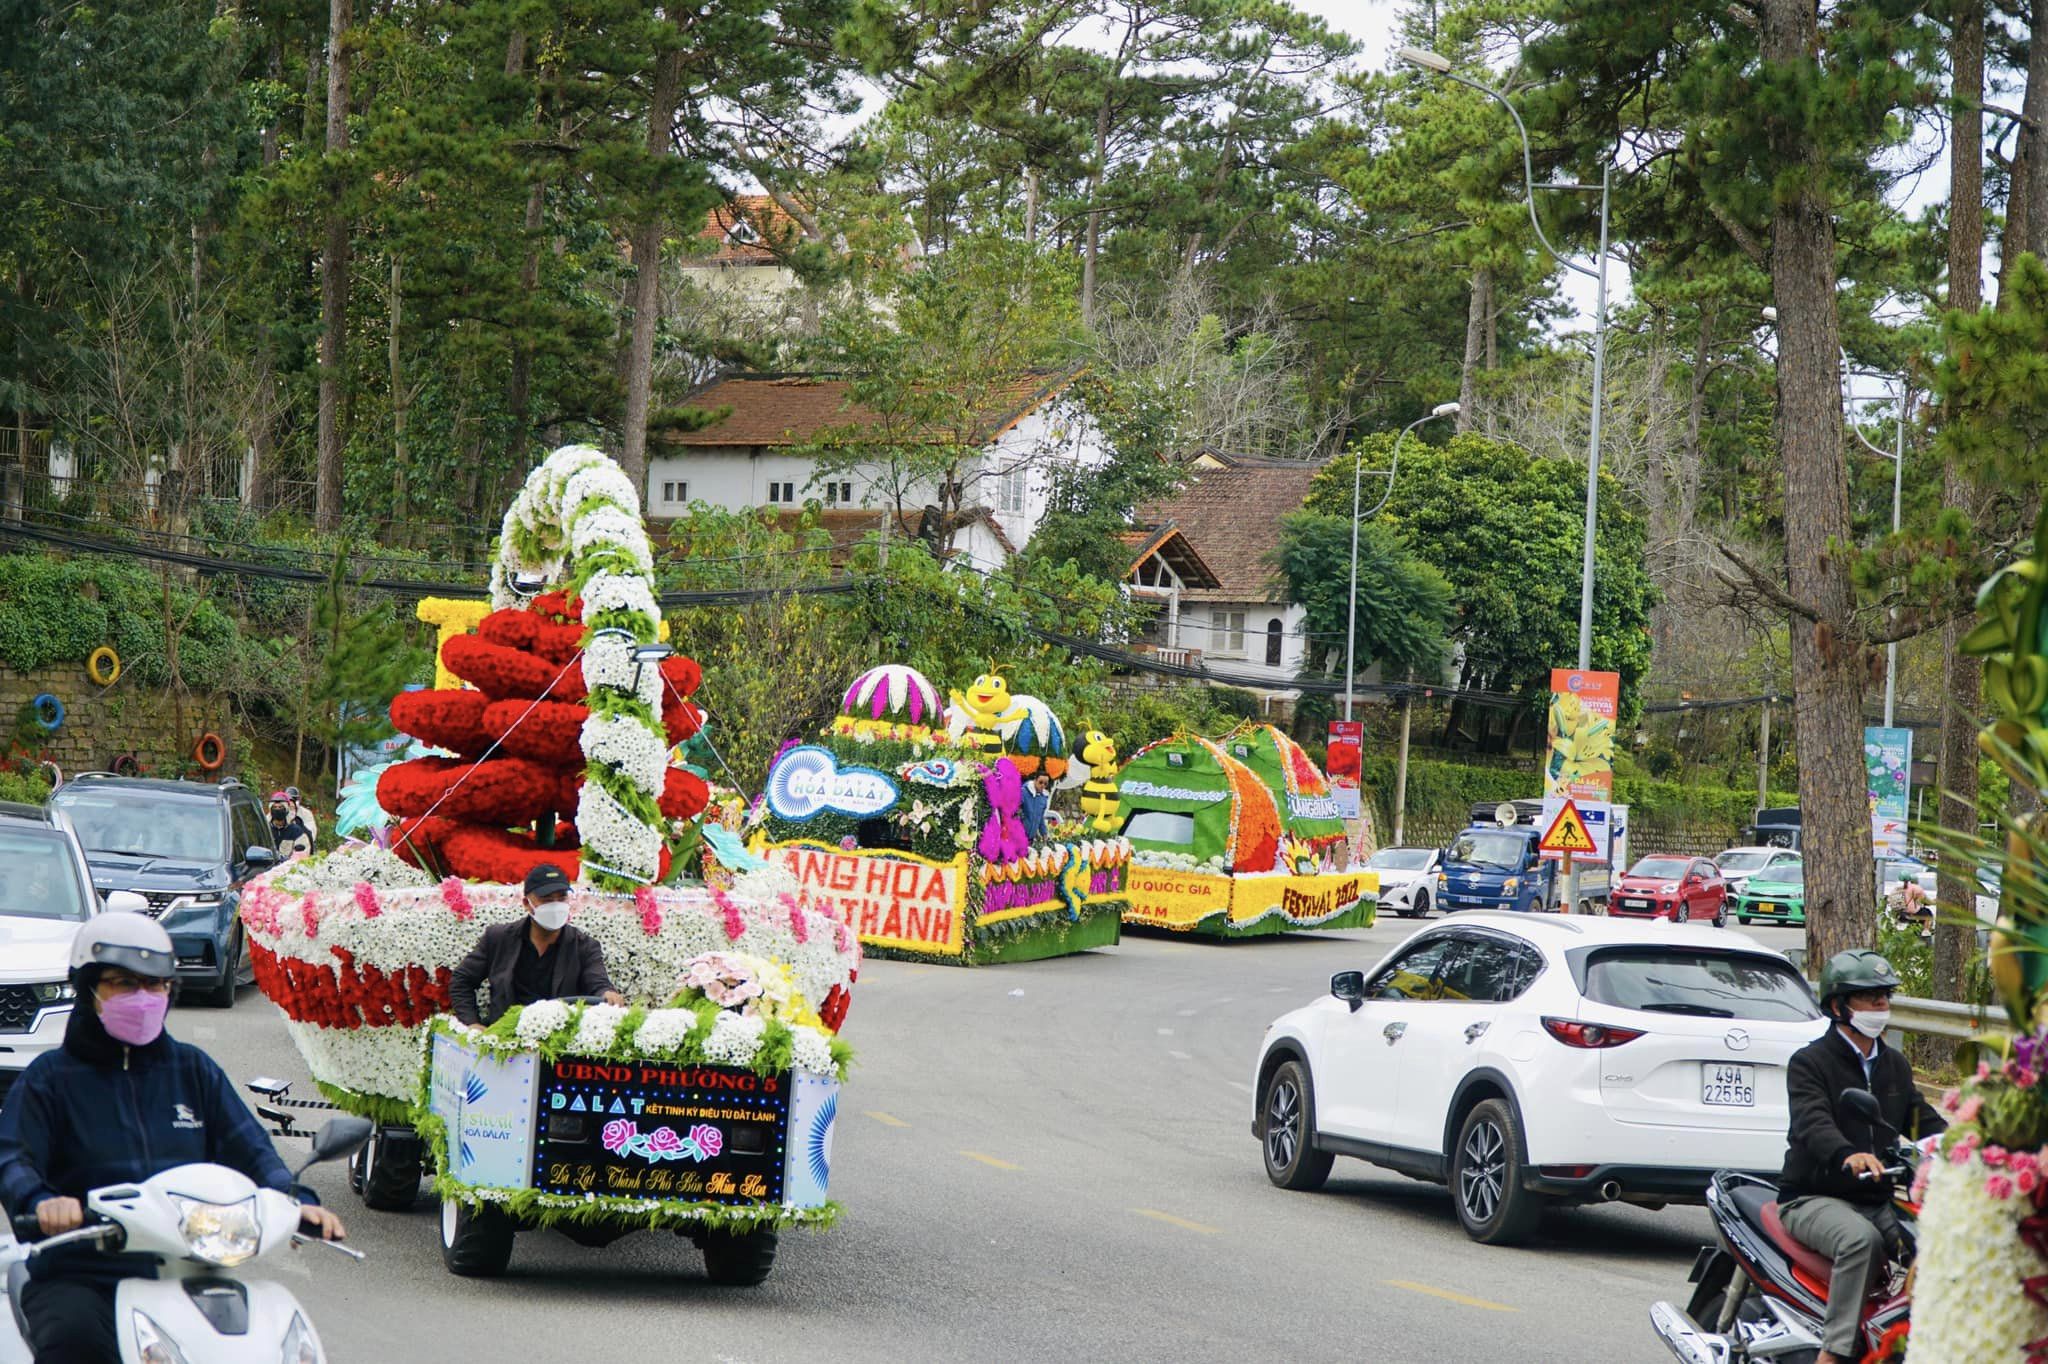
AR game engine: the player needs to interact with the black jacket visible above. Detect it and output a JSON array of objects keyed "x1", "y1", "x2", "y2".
[
  {"x1": 448, "y1": 920, "x2": 614, "y2": 1026},
  {"x1": 1778, "y1": 1026, "x2": 1946, "y2": 1204},
  {"x1": 0, "y1": 1002, "x2": 303, "y2": 1280}
]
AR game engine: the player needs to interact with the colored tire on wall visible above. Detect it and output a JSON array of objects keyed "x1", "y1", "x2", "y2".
[
  {"x1": 111, "y1": 753, "x2": 143, "y2": 777},
  {"x1": 193, "y1": 732, "x2": 227, "y2": 771},
  {"x1": 87, "y1": 647, "x2": 121, "y2": 686},
  {"x1": 29, "y1": 694, "x2": 63, "y2": 733}
]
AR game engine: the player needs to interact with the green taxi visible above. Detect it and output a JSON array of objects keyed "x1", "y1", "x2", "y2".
[{"x1": 1733, "y1": 860, "x2": 1805, "y2": 926}]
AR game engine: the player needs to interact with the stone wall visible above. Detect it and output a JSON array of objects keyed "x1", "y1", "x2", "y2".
[{"x1": 0, "y1": 663, "x2": 240, "y2": 780}]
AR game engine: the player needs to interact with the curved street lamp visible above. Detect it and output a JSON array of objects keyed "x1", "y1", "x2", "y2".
[
  {"x1": 1397, "y1": 45, "x2": 1613, "y2": 673},
  {"x1": 1344, "y1": 401, "x2": 1460, "y2": 721}
]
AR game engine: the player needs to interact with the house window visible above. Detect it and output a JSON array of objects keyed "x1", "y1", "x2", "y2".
[
  {"x1": 993, "y1": 467, "x2": 1028, "y2": 514},
  {"x1": 824, "y1": 481, "x2": 854, "y2": 506},
  {"x1": 766, "y1": 481, "x2": 796, "y2": 505},
  {"x1": 1265, "y1": 618, "x2": 1283, "y2": 667},
  {"x1": 659, "y1": 480, "x2": 689, "y2": 506},
  {"x1": 1215, "y1": 610, "x2": 1247, "y2": 657}
]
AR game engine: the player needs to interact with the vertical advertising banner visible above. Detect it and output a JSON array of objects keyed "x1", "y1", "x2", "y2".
[
  {"x1": 1326, "y1": 720, "x2": 1364, "y2": 819},
  {"x1": 1864, "y1": 726, "x2": 1913, "y2": 855},
  {"x1": 1545, "y1": 669, "x2": 1621, "y2": 802}
]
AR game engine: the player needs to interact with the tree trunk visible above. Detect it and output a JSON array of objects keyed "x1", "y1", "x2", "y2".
[
  {"x1": 1082, "y1": 100, "x2": 1109, "y2": 328},
  {"x1": 315, "y1": 0, "x2": 352, "y2": 533},
  {"x1": 388, "y1": 253, "x2": 408, "y2": 534},
  {"x1": 618, "y1": 46, "x2": 683, "y2": 498},
  {"x1": 1763, "y1": 0, "x2": 1869, "y2": 970},
  {"x1": 1680, "y1": 304, "x2": 1713, "y2": 538},
  {"x1": 1928, "y1": 0, "x2": 1987, "y2": 1035},
  {"x1": 2024, "y1": 0, "x2": 2048, "y2": 258},
  {"x1": 1024, "y1": 167, "x2": 1040, "y2": 244},
  {"x1": 505, "y1": 30, "x2": 544, "y2": 465},
  {"x1": 1455, "y1": 267, "x2": 1491, "y2": 434}
]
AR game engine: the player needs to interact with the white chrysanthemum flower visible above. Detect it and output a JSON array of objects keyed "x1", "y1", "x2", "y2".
[
  {"x1": 700, "y1": 1010, "x2": 767, "y2": 1066},
  {"x1": 789, "y1": 1026, "x2": 836, "y2": 1076},
  {"x1": 632, "y1": 1008, "x2": 699, "y2": 1054},
  {"x1": 581, "y1": 570, "x2": 660, "y2": 623},
  {"x1": 569, "y1": 1003, "x2": 628, "y2": 1054},
  {"x1": 515, "y1": 999, "x2": 571, "y2": 1043},
  {"x1": 1911, "y1": 1152, "x2": 2048, "y2": 1362},
  {"x1": 575, "y1": 783, "x2": 663, "y2": 877},
  {"x1": 581, "y1": 713, "x2": 669, "y2": 792}
]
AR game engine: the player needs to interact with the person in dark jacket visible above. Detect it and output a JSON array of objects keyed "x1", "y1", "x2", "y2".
[
  {"x1": 1776, "y1": 949, "x2": 1945, "y2": 1364},
  {"x1": 0, "y1": 913, "x2": 345, "y2": 1364},
  {"x1": 449, "y1": 863, "x2": 624, "y2": 1028},
  {"x1": 267, "y1": 789, "x2": 313, "y2": 857}
]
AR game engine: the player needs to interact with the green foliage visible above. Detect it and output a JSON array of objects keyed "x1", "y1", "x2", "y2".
[
  {"x1": 1270, "y1": 512, "x2": 1454, "y2": 681},
  {"x1": 0, "y1": 555, "x2": 256, "y2": 692},
  {"x1": 301, "y1": 555, "x2": 429, "y2": 762},
  {"x1": 1307, "y1": 433, "x2": 1657, "y2": 723}
]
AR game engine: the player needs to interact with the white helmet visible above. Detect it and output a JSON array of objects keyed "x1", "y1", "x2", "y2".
[{"x1": 70, "y1": 911, "x2": 176, "y2": 980}]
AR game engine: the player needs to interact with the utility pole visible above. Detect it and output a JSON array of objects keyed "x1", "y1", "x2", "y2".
[
  {"x1": 1757, "y1": 697, "x2": 1772, "y2": 816},
  {"x1": 1392, "y1": 678, "x2": 1414, "y2": 844}
]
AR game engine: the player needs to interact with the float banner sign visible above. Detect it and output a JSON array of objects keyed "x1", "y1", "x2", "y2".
[
  {"x1": 1124, "y1": 866, "x2": 1233, "y2": 928},
  {"x1": 1326, "y1": 721, "x2": 1363, "y2": 819},
  {"x1": 536, "y1": 1059, "x2": 790, "y2": 1207},
  {"x1": 1545, "y1": 669, "x2": 1621, "y2": 802},
  {"x1": 429, "y1": 1031, "x2": 539, "y2": 1191},
  {"x1": 1230, "y1": 870, "x2": 1378, "y2": 926},
  {"x1": 766, "y1": 842, "x2": 968, "y2": 955},
  {"x1": 1864, "y1": 726, "x2": 1912, "y2": 854}
]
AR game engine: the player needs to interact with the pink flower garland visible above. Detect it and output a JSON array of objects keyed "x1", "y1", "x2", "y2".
[
  {"x1": 783, "y1": 893, "x2": 809, "y2": 943},
  {"x1": 299, "y1": 892, "x2": 322, "y2": 939},
  {"x1": 635, "y1": 884, "x2": 662, "y2": 936},
  {"x1": 353, "y1": 882, "x2": 382, "y2": 919},
  {"x1": 439, "y1": 877, "x2": 474, "y2": 921},
  {"x1": 711, "y1": 887, "x2": 746, "y2": 942}
]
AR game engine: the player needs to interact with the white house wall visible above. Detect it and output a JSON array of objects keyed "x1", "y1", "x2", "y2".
[
  {"x1": 1173, "y1": 600, "x2": 1314, "y2": 685},
  {"x1": 644, "y1": 390, "x2": 1111, "y2": 557}
]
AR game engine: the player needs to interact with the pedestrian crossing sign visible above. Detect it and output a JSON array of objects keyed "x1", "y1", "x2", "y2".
[{"x1": 1539, "y1": 799, "x2": 1599, "y2": 856}]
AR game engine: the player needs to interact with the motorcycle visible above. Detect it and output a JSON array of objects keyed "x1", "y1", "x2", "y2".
[
  {"x1": 1650, "y1": 1088, "x2": 1926, "y2": 1364},
  {"x1": 0, "y1": 1114, "x2": 371, "y2": 1364}
]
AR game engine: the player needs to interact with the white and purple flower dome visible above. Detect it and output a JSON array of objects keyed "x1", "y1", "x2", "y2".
[{"x1": 840, "y1": 664, "x2": 942, "y2": 726}]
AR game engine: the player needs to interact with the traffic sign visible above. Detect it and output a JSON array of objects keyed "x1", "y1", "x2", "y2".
[{"x1": 1540, "y1": 799, "x2": 1599, "y2": 856}]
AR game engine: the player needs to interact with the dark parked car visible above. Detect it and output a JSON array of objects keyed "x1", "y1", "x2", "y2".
[{"x1": 49, "y1": 775, "x2": 279, "y2": 1007}]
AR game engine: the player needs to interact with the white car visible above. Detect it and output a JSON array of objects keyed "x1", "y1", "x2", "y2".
[
  {"x1": 0, "y1": 806, "x2": 145, "y2": 1107},
  {"x1": 1252, "y1": 913, "x2": 1822, "y2": 1244},
  {"x1": 1712, "y1": 846, "x2": 1803, "y2": 896},
  {"x1": 1362, "y1": 846, "x2": 1443, "y2": 918}
]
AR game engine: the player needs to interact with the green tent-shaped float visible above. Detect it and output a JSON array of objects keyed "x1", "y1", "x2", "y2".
[{"x1": 1215, "y1": 721, "x2": 1348, "y2": 856}]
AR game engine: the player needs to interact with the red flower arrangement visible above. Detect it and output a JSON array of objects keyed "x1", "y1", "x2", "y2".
[
  {"x1": 247, "y1": 938, "x2": 452, "y2": 1030},
  {"x1": 376, "y1": 755, "x2": 575, "y2": 825},
  {"x1": 482, "y1": 698, "x2": 588, "y2": 766},
  {"x1": 478, "y1": 607, "x2": 585, "y2": 663},
  {"x1": 391, "y1": 816, "x2": 674, "y2": 886},
  {"x1": 442, "y1": 634, "x2": 588, "y2": 702},
  {"x1": 389, "y1": 689, "x2": 494, "y2": 756}
]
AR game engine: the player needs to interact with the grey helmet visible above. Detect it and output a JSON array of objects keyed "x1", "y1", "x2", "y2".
[{"x1": 70, "y1": 911, "x2": 176, "y2": 981}]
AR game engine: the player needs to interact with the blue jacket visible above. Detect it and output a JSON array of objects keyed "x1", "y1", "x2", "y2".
[{"x1": 0, "y1": 1003, "x2": 300, "y2": 1279}]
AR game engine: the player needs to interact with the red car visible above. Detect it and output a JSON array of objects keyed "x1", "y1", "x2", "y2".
[{"x1": 1608, "y1": 855, "x2": 1728, "y2": 925}]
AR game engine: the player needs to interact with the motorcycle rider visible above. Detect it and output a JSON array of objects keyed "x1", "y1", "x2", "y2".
[
  {"x1": 267, "y1": 789, "x2": 313, "y2": 857},
  {"x1": 0, "y1": 913, "x2": 345, "y2": 1363},
  {"x1": 449, "y1": 862, "x2": 625, "y2": 1028},
  {"x1": 1777, "y1": 949, "x2": 1945, "y2": 1364}
]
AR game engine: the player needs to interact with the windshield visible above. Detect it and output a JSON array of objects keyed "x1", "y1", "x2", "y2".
[
  {"x1": 1581, "y1": 948, "x2": 1821, "y2": 1022},
  {"x1": 1368, "y1": 848, "x2": 1435, "y2": 871},
  {"x1": 53, "y1": 792, "x2": 226, "y2": 863},
  {"x1": 0, "y1": 830, "x2": 90, "y2": 922},
  {"x1": 1629, "y1": 857, "x2": 1690, "y2": 879},
  {"x1": 1716, "y1": 850, "x2": 1772, "y2": 873},
  {"x1": 1448, "y1": 831, "x2": 1526, "y2": 870},
  {"x1": 1756, "y1": 863, "x2": 1804, "y2": 887},
  {"x1": 1124, "y1": 811, "x2": 1195, "y2": 847}
]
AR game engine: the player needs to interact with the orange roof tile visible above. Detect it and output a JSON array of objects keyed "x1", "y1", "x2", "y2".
[
  {"x1": 1136, "y1": 454, "x2": 1326, "y2": 601},
  {"x1": 692, "y1": 195, "x2": 804, "y2": 264}
]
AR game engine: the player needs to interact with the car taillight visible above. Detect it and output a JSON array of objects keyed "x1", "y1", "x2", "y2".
[{"x1": 1542, "y1": 1017, "x2": 1644, "y2": 1048}]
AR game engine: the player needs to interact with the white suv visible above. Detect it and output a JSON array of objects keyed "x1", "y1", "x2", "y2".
[{"x1": 1252, "y1": 913, "x2": 1823, "y2": 1244}]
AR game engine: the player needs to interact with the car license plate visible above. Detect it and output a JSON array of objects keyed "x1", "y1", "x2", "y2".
[
  {"x1": 1757, "y1": 902, "x2": 1778, "y2": 915},
  {"x1": 1622, "y1": 897, "x2": 1651, "y2": 909},
  {"x1": 1702, "y1": 1063, "x2": 1756, "y2": 1107}
]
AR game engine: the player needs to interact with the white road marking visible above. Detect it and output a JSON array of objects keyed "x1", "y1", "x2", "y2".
[
  {"x1": 1156, "y1": 1027, "x2": 1174, "y2": 1036},
  {"x1": 1169, "y1": 1050, "x2": 1193, "y2": 1060}
]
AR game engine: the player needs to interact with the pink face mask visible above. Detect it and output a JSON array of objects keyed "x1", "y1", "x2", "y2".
[{"x1": 100, "y1": 989, "x2": 169, "y2": 1046}]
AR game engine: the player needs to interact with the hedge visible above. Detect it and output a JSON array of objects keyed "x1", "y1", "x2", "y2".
[{"x1": 0, "y1": 554, "x2": 256, "y2": 692}]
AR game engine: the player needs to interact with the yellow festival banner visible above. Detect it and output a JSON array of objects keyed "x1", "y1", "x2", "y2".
[
  {"x1": 1228, "y1": 870, "x2": 1378, "y2": 927},
  {"x1": 764, "y1": 841, "x2": 969, "y2": 956},
  {"x1": 1123, "y1": 866, "x2": 1234, "y2": 929}
]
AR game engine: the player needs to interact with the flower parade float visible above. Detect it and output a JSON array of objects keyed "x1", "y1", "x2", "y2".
[
  {"x1": 241, "y1": 446, "x2": 858, "y2": 1282},
  {"x1": 1906, "y1": 502, "x2": 2048, "y2": 1361},
  {"x1": 750, "y1": 663, "x2": 1131, "y2": 965},
  {"x1": 1117, "y1": 730, "x2": 1375, "y2": 937}
]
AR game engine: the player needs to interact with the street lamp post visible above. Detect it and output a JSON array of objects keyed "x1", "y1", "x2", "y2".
[
  {"x1": 1397, "y1": 46, "x2": 1611, "y2": 672},
  {"x1": 1848, "y1": 382, "x2": 1908, "y2": 728},
  {"x1": 1345, "y1": 401, "x2": 1460, "y2": 721}
]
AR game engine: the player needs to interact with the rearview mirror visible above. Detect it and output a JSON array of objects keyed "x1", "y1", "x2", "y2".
[
  {"x1": 306, "y1": 1116, "x2": 373, "y2": 1167},
  {"x1": 1841, "y1": 1088, "x2": 1882, "y2": 1125},
  {"x1": 1331, "y1": 970, "x2": 1366, "y2": 1012},
  {"x1": 102, "y1": 889, "x2": 149, "y2": 915},
  {"x1": 244, "y1": 845, "x2": 278, "y2": 868}
]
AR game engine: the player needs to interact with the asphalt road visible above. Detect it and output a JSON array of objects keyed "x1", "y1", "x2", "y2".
[{"x1": 187, "y1": 912, "x2": 1809, "y2": 1364}]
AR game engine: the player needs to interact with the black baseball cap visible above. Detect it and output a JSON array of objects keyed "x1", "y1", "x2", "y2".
[{"x1": 524, "y1": 864, "x2": 573, "y2": 899}]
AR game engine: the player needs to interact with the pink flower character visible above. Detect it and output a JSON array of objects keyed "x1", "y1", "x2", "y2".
[
  {"x1": 645, "y1": 1125, "x2": 684, "y2": 1156},
  {"x1": 601, "y1": 1119, "x2": 636, "y2": 1155},
  {"x1": 688, "y1": 1123, "x2": 724, "y2": 1158}
]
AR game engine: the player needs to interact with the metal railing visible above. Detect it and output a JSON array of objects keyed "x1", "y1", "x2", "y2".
[{"x1": 1889, "y1": 995, "x2": 1995, "y2": 1042}]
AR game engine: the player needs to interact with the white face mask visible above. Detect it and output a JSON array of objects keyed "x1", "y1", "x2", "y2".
[
  {"x1": 1849, "y1": 1008, "x2": 1890, "y2": 1039},
  {"x1": 530, "y1": 900, "x2": 570, "y2": 932}
]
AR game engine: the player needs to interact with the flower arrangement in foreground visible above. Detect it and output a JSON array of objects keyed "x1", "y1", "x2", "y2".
[
  {"x1": 1907, "y1": 1032, "x2": 2048, "y2": 1363},
  {"x1": 242, "y1": 850, "x2": 858, "y2": 1113}
]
